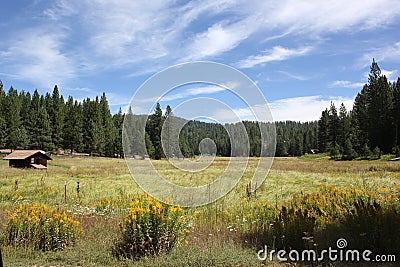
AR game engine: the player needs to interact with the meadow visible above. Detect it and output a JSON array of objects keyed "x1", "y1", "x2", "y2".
[{"x1": 0, "y1": 155, "x2": 399, "y2": 266}]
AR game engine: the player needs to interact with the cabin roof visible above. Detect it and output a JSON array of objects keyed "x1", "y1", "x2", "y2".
[{"x1": 3, "y1": 150, "x2": 52, "y2": 160}]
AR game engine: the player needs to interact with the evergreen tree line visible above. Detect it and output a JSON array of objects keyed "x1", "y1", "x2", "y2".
[
  {"x1": 0, "y1": 82, "x2": 318, "y2": 159},
  {"x1": 125, "y1": 103, "x2": 317, "y2": 159},
  {"x1": 317, "y1": 60, "x2": 400, "y2": 160},
  {"x1": 0, "y1": 83, "x2": 124, "y2": 157}
]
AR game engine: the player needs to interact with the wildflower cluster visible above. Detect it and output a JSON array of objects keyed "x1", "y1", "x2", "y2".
[
  {"x1": 113, "y1": 193, "x2": 191, "y2": 259},
  {"x1": 91, "y1": 193, "x2": 131, "y2": 215},
  {"x1": 290, "y1": 185, "x2": 400, "y2": 226},
  {"x1": 4, "y1": 203, "x2": 81, "y2": 251},
  {"x1": 239, "y1": 185, "x2": 400, "y2": 254}
]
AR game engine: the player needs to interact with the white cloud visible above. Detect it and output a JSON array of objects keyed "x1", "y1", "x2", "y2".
[
  {"x1": 361, "y1": 68, "x2": 399, "y2": 82},
  {"x1": 359, "y1": 42, "x2": 400, "y2": 68},
  {"x1": 237, "y1": 46, "x2": 312, "y2": 68},
  {"x1": 1, "y1": 30, "x2": 75, "y2": 88},
  {"x1": 43, "y1": 0, "x2": 77, "y2": 20},
  {"x1": 255, "y1": 0, "x2": 400, "y2": 34},
  {"x1": 269, "y1": 95, "x2": 354, "y2": 122},
  {"x1": 381, "y1": 69, "x2": 398, "y2": 81},
  {"x1": 185, "y1": 22, "x2": 250, "y2": 60},
  {"x1": 277, "y1": 71, "x2": 309, "y2": 81},
  {"x1": 162, "y1": 85, "x2": 226, "y2": 102},
  {"x1": 211, "y1": 95, "x2": 355, "y2": 123},
  {"x1": 330, "y1": 80, "x2": 365, "y2": 88},
  {"x1": 40, "y1": 0, "x2": 400, "y2": 70},
  {"x1": 2, "y1": 0, "x2": 400, "y2": 90}
]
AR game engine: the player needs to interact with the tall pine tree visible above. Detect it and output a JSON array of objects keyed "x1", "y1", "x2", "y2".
[
  {"x1": 146, "y1": 103, "x2": 164, "y2": 159},
  {"x1": 50, "y1": 85, "x2": 65, "y2": 150},
  {"x1": 63, "y1": 97, "x2": 83, "y2": 153},
  {"x1": 100, "y1": 93, "x2": 115, "y2": 157}
]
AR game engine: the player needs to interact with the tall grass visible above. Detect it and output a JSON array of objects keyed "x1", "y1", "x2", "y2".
[{"x1": 1, "y1": 156, "x2": 399, "y2": 266}]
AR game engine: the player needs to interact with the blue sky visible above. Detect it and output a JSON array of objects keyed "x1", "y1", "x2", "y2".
[{"x1": 1, "y1": 0, "x2": 400, "y2": 122}]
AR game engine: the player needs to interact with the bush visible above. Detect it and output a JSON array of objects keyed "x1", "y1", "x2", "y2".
[
  {"x1": 4, "y1": 203, "x2": 81, "y2": 251},
  {"x1": 343, "y1": 199, "x2": 400, "y2": 255},
  {"x1": 270, "y1": 206, "x2": 316, "y2": 251},
  {"x1": 372, "y1": 146, "x2": 381, "y2": 159},
  {"x1": 113, "y1": 193, "x2": 191, "y2": 259}
]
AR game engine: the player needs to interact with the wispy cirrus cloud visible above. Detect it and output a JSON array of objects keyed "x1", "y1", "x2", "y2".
[
  {"x1": 360, "y1": 42, "x2": 400, "y2": 64},
  {"x1": 236, "y1": 46, "x2": 312, "y2": 68},
  {"x1": 330, "y1": 80, "x2": 365, "y2": 88},
  {"x1": 0, "y1": 29, "x2": 75, "y2": 88},
  {"x1": 277, "y1": 71, "x2": 310, "y2": 81},
  {"x1": 162, "y1": 85, "x2": 227, "y2": 102},
  {"x1": 40, "y1": 0, "x2": 400, "y2": 71}
]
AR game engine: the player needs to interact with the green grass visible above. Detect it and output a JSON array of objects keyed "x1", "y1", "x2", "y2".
[{"x1": 1, "y1": 155, "x2": 399, "y2": 266}]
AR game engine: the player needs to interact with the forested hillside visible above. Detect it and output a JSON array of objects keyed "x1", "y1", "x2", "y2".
[{"x1": 0, "y1": 60, "x2": 398, "y2": 159}]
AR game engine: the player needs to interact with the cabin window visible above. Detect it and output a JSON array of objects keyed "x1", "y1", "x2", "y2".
[{"x1": 31, "y1": 158, "x2": 34, "y2": 164}]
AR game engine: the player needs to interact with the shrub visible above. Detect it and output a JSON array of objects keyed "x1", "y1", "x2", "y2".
[
  {"x1": 113, "y1": 193, "x2": 191, "y2": 259},
  {"x1": 4, "y1": 203, "x2": 81, "y2": 251},
  {"x1": 271, "y1": 206, "x2": 316, "y2": 251},
  {"x1": 343, "y1": 199, "x2": 400, "y2": 255}
]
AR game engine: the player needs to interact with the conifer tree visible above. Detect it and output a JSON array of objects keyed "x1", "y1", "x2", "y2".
[
  {"x1": 146, "y1": 103, "x2": 164, "y2": 159},
  {"x1": 113, "y1": 108, "x2": 124, "y2": 158},
  {"x1": 100, "y1": 93, "x2": 115, "y2": 157},
  {"x1": 392, "y1": 78, "x2": 400, "y2": 149},
  {"x1": 317, "y1": 109, "x2": 330, "y2": 152},
  {"x1": 51, "y1": 85, "x2": 65, "y2": 150},
  {"x1": 351, "y1": 85, "x2": 369, "y2": 153},
  {"x1": 63, "y1": 97, "x2": 83, "y2": 153},
  {"x1": 342, "y1": 138, "x2": 357, "y2": 160},
  {"x1": 328, "y1": 102, "x2": 340, "y2": 149},
  {"x1": 366, "y1": 61, "x2": 394, "y2": 152},
  {"x1": 5, "y1": 87, "x2": 28, "y2": 150},
  {"x1": 0, "y1": 81, "x2": 6, "y2": 148},
  {"x1": 37, "y1": 105, "x2": 53, "y2": 150}
]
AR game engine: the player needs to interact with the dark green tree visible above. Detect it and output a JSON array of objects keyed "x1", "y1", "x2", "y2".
[
  {"x1": 146, "y1": 103, "x2": 164, "y2": 159},
  {"x1": 342, "y1": 138, "x2": 357, "y2": 160},
  {"x1": 317, "y1": 109, "x2": 330, "y2": 152},
  {"x1": 363, "y1": 59, "x2": 394, "y2": 152},
  {"x1": 145, "y1": 131, "x2": 155, "y2": 158},
  {"x1": 361, "y1": 143, "x2": 371, "y2": 159},
  {"x1": 100, "y1": 93, "x2": 116, "y2": 157},
  {"x1": 329, "y1": 142, "x2": 341, "y2": 160},
  {"x1": 328, "y1": 102, "x2": 340, "y2": 149},
  {"x1": 82, "y1": 97, "x2": 105, "y2": 155},
  {"x1": 338, "y1": 103, "x2": 350, "y2": 148},
  {"x1": 5, "y1": 87, "x2": 29, "y2": 150},
  {"x1": 392, "y1": 78, "x2": 400, "y2": 149},
  {"x1": 0, "y1": 81, "x2": 6, "y2": 147},
  {"x1": 352, "y1": 86, "x2": 369, "y2": 152},
  {"x1": 162, "y1": 105, "x2": 175, "y2": 158},
  {"x1": 50, "y1": 85, "x2": 65, "y2": 150},
  {"x1": 36, "y1": 105, "x2": 53, "y2": 150},
  {"x1": 63, "y1": 97, "x2": 83, "y2": 153},
  {"x1": 113, "y1": 108, "x2": 124, "y2": 158}
]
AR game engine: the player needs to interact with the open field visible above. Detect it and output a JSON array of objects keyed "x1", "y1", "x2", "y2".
[{"x1": 0, "y1": 155, "x2": 399, "y2": 266}]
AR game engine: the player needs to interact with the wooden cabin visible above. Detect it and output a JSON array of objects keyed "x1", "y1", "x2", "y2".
[{"x1": 3, "y1": 150, "x2": 52, "y2": 169}]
